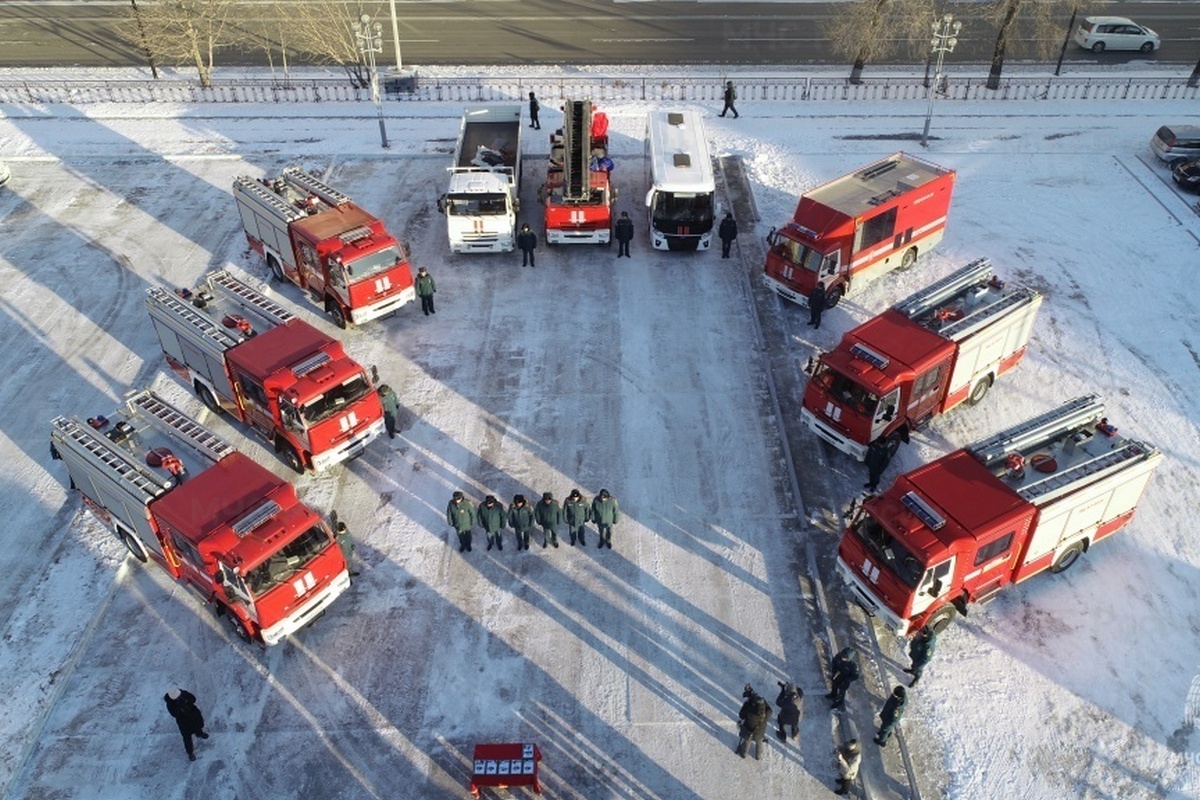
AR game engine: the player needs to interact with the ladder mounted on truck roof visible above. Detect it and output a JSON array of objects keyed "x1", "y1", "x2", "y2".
[
  {"x1": 51, "y1": 415, "x2": 168, "y2": 497},
  {"x1": 146, "y1": 270, "x2": 293, "y2": 353},
  {"x1": 561, "y1": 99, "x2": 594, "y2": 201},
  {"x1": 127, "y1": 389, "x2": 235, "y2": 465},
  {"x1": 1015, "y1": 439, "x2": 1158, "y2": 505},
  {"x1": 281, "y1": 166, "x2": 351, "y2": 209},
  {"x1": 970, "y1": 395, "x2": 1104, "y2": 468},
  {"x1": 207, "y1": 270, "x2": 293, "y2": 328},
  {"x1": 894, "y1": 258, "x2": 992, "y2": 320},
  {"x1": 234, "y1": 176, "x2": 307, "y2": 225}
]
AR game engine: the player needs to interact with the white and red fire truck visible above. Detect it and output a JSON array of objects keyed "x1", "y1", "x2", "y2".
[
  {"x1": 802, "y1": 257, "x2": 1043, "y2": 460},
  {"x1": 233, "y1": 166, "x2": 415, "y2": 327},
  {"x1": 541, "y1": 99, "x2": 615, "y2": 244},
  {"x1": 50, "y1": 389, "x2": 351, "y2": 645},
  {"x1": 145, "y1": 269, "x2": 384, "y2": 473},
  {"x1": 764, "y1": 152, "x2": 956, "y2": 308},
  {"x1": 837, "y1": 395, "x2": 1162, "y2": 635}
]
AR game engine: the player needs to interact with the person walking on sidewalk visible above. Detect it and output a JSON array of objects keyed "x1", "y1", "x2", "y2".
[
  {"x1": 718, "y1": 212, "x2": 738, "y2": 258},
  {"x1": 415, "y1": 266, "x2": 436, "y2": 316},
  {"x1": 378, "y1": 383, "x2": 400, "y2": 440},
  {"x1": 508, "y1": 494, "x2": 536, "y2": 551},
  {"x1": 874, "y1": 686, "x2": 908, "y2": 746},
  {"x1": 478, "y1": 494, "x2": 507, "y2": 551},
  {"x1": 517, "y1": 224, "x2": 537, "y2": 267},
  {"x1": 591, "y1": 488, "x2": 619, "y2": 550},
  {"x1": 563, "y1": 488, "x2": 591, "y2": 546},
  {"x1": 535, "y1": 491, "x2": 562, "y2": 548},
  {"x1": 164, "y1": 687, "x2": 210, "y2": 762},
  {"x1": 719, "y1": 80, "x2": 739, "y2": 118},
  {"x1": 528, "y1": 91, "x2": 541, "y2": 130},
  {"x1": 615, "y1": 211, "x2": 634, "y2": 258},
  {"x1": 827, "y1": 647, "x2": 860, "y2": 709},
  {"x1": 446, "y1": 490, "x2": 476, "y2": 553}
]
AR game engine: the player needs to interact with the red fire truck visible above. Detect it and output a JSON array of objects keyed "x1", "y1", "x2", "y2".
[
  {"x1": 145, "y1": 269, "x2": 384, "y2": 473},
  {"x1": 541, "y1": 99, "x2": 615, "y2": 244},
  {"x1": 837, "y1": 395, "x2": 1162, "y2": 635},
  {"x1": 802, "y1": 258, "x2": 1043, "y2": 460},
  {"x1": 50, "y1": 389, "x2": 351, "y2": 645},
  {"x1": 233, "y1": 166, "x2": 415, "y2": 327},
  {"x1": 764, "y1": 153, "x2": 956, "y2": 308}
]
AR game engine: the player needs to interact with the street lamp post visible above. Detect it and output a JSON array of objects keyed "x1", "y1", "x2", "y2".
[
  {"x1": 921, "y1": 14, "x2": 961, "y2": 148},
  {"x1": 388, "y1": 0, "x2": 403, "y2": 72},
  {"x1": 354, "y1": 14, "x2": 390, "y2": 150}
]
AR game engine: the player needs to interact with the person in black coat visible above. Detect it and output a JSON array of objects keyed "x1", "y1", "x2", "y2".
[
  {"x1": 808, "y1": 280, "x2": 827, "y2": 328},
  {"x1": 874, "y1": 686, "x2": 907, "y2": 746},
  {"x1": 528, "y1": 91, "x2": 540, "y2": 130},
  {"x1": 718, "y1": 212, "x2": 738, "y2": 258},
  {"x1": 164, "y1": 687, "x2": 210, "y2": 761},
  {"x1": 775, "y1": 681, "x2": 803, "y2": 742},
  {"x1": 864, "y1": 434, "x2": 901, "y2": 493},
  {"x1": 615, "y1": 211, "x2": 634, "y2": 258},
  {"x1": 517, "y1": 224, "x2": 537, "y2": 267},
  {"x1": 826, "y1": 647, "x2": 860, "y2": 709},
  {"x1": 905, "y1": 626, "x2": 938, "y2": 686},
  {"x1": 719, "y1": 80, "x2": 739, "y2": 118}
]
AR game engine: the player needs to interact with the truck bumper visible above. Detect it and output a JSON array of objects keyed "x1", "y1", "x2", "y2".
[
  {"x1": 836, "y1": 558, "x2": 912, "y2": 636},
  {"x1": 547, "y1": 228, "x2": 611, "y2": 245},
  {"x1": 450, "y1": 237, "x2": 515, "y2": 254},
  {"x1": 351, "y1": 286, "x2": 416, "y2": 325},
  {"x1": 763, "y1": 274, "x2": 809, "y2": 307},
  {"x1": 800, "y1": 408, "x2": 867, "y2": 461},
  {"x1": 260, "y1": 569, "x2": 352, "y2": 646},
  {"x1": 310, "y1": 418, "x2": 385, "y2": 472}
]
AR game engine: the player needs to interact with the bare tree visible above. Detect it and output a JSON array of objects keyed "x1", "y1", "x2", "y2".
[
  {"x1": 121, "y1": 0, "x2": 236, "y2": 87},
  {"x1": 827, "y1": 0, "x2": 936, "y2": 84},
  {"x1": 129, "y1": 0, "x2": 159, "y2": 79},
  {"x1": 984, "y1": 0, "x2": 1085, "y2": 89},
  {"x1": 282, "y1": 1, "x2": 387, "y2": 88}
]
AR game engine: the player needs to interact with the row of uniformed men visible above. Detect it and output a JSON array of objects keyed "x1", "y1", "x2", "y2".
[{"x1": 445, "y1": 488, "x2": 620, "y2": 553}]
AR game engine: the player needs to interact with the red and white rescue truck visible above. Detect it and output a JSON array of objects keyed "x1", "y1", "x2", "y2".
[
  {"x1": 233, "y1": 166, "x2": 415, "y2": 327},
  {"x1": 50, "y1": 389, "x2": 351, "y2": 645},
  {"x1": 146, "y1": 269, "x2": 384, "y2": 473},
  {"x1": 802, "y1": 257, "x2": 1043, "y2": 460},
  {"x1": 837, "y1": 395, "x2": 1162, "y2": 636},
  {"x1": 541, "y1": 99, "x2": 615, "y2": 244},
  {"x1": 764, "y1": 152, "x2": 956, "y2": 308}
]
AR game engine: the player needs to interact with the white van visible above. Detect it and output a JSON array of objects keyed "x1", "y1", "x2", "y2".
[{"x1": 1073, "y1": 16, "x2": 1159, "y2": 53}]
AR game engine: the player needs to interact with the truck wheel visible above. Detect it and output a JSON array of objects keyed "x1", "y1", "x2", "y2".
[
  {"x1": 281, "y1": 442, "x2": 306, "y2": 474},
  {"x1": 1051, "y1": 542, "x2": 1085, "y2": 573},
  {"x1": 116, "y1": 525, "x2": 149, "y2": 563},
  {"x1": 966, "y1": 376, "x2": 993, "y2": 407},
  {"x1": 267, "y1": 254, "x2": 284, "y2": 282},
  {"x1": 899, "y1": 247, "x2": 918, "y2": 271},
  {"x1": 327, "y1": 300, "x2": 348, "y2": 330},
  {"x1": 220, "y1": 606, "x2": 254, "y2": 643},
  {"x1": 824, "y1": 286, "x2": 844, "y2": 308},
  {"x1": 926, "y1": 605, "x2": 956, "y2": 633},
  {"x1": 197, "y1": 383, "x2": 221, "y2": 414}
]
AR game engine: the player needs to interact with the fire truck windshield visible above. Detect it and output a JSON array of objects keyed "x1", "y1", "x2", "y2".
[
  {"x1": 812, "y1": 364, "x2": 878, "y2": 417},
  {"x1": 298, "y1": 374, "x2": 371, "y2": 425},
  {"x1": 652, "y1": 191, "x2": 713, "y2": 225},
  {"x1": 775, "y1": 237, "x2": 836, "y2": 274},
  {"x1": 343, "y1": 245, "x2": 403, "y2": 284},
  {"x1": 242, "y1": 523, "x2": 331, "y2": 597},
  {"x1": 852, "y1": 512, "x2": 925, "y2": 589},
  {"x1": 445, "y1": 194, "x2": 508, "y2": 216}
]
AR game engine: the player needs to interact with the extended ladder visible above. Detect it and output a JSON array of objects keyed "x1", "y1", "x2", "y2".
[
  {"x1": 127, "y1": 390, "x2": 234, "y2": 465},
  {"x1": 561, "y1": 99, "x2": 593, "y2": 201},
  {"x1": 970, "y1": 395, "x2": 1104, "y2": 467}
]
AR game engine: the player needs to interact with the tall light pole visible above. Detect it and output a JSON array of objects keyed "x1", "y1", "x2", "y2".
[
  {"x1": 354, "y1": 14, "x2": 390, "y2": 150},
  {"x1": 922, "y1": 14, "x2": 961, "y2": 149},
  {"x1": 388, "y1": 0, "x2": 403, "y2": 71}
]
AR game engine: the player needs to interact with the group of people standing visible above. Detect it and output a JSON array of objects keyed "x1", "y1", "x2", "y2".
[
  {"x1": 736, "y1": 628, "x2": 939, "y2": 794},
  {"x1": 446, "y1": 488, "x2": 620, "y2": 553}
]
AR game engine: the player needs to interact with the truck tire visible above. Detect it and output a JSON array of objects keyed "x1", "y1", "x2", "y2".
[
  {"x1": 267, "y1": 254, "x2": 284, "y2": 282},
  {"x1": 899, "y1": 247, "x2": 918, "y2": 271},
  {"x1": 197, "y1": 383, "x2": 221, "y2": 414},
  {"x1": 926, "y1": 605, "x2": 957, "y2": 633},
  {"x1": 327, "y1": 299, "x2": 348, "y2": 330},
  {"x1": 966, "y1": 376, "x2": 993, "y2": 406},
  {"x1": 1051, "y1": 541, "x2": 1085, "y2": 573},
  {"x1": 824, "y1": 286, "x2": 844, "y2": 308},
  {"x1": 280, "y1": 441, "x2": 306, "y2": 474},
  {"x1": 219, "y1": 605, "x2": 254, "y2": 643},
  {"x1": 115, "y1": 525, "x2": 149, "y2": 563}
]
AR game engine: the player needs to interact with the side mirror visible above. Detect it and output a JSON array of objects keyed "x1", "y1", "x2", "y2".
[
  {"x1": 436, "y1": 196, "x2": 446, "y2": 214},
  {"x1": 928, "y1": 578, "x2": 943, "y2": 597},
  {"x1": 370, "y1": 365, "x2": 380, "y2": 384},
  {"x1": 882, "y1": 404, "x2": 896, "y2": 422}
]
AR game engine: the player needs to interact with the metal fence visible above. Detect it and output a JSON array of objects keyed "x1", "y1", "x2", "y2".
[{"x1": 0, "y1": 73, "x2": 1196, "y2": 105}]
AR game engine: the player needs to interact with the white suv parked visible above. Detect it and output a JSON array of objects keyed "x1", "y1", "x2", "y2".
[{"x1": 1073, "y1": 16, "x2": 1159, "y2": 53}]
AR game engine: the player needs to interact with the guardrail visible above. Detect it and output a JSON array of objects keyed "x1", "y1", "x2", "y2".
[{"x1": 0, "y1": 73, "x2": 1196, "y2": 105}]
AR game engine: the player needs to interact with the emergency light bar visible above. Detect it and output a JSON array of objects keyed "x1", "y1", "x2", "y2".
[
  {"x1": 849, "y1": 343, "x2": 890, "y2": 370},
  {"x1": 901, "y1": 492, "x2": 945, "y2": 531},
  {"x1": 232, "y1": 500, "x2": 283, "y2": 538},
  {"x1": 291, "y1": 351, "x2": 331, "y2": 377}
]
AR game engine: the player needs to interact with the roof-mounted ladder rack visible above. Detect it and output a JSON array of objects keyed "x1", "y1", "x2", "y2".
[
  {"x1": 894, "y1": 257, "x2": 992, "y2": 320},
  {"x1": 51, "y1": 416, "x2": 167, "y2": 496},
  {"x1": 970, "y1": 395, "x2": 1104, "y2": 467},
  {"x1": 234, "y1": 176, "x2": 305, "y2": 224},
  {"x1": 1018, "y1": 441, "x2": 1156, "y2": 504},
  {"x1": 208, "y1": 270, "x2": 293, "y2": 327},
  {"x1": 126, "y1": 390, "x2": 234, "y2": 464},
  {"x1": 282, "y1": 166, "x2": 351, "y2": 208},
  {"x1": 146, "y1": 287, "x2": 243, "y2": 350}
]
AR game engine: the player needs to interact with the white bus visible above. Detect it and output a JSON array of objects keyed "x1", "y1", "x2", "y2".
[{"x1": 645, "y1": 110, "x2": 716, "y2": 251}]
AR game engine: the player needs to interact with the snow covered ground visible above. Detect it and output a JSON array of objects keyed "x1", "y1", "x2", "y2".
[{"x1": 0, "y1": 69, "x2": 1198, "y2": 800}]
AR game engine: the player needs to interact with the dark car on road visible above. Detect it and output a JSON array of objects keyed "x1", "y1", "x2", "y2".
[{"x1": 1171, "y1": 159, "x2": 1200, "y2": 193}]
